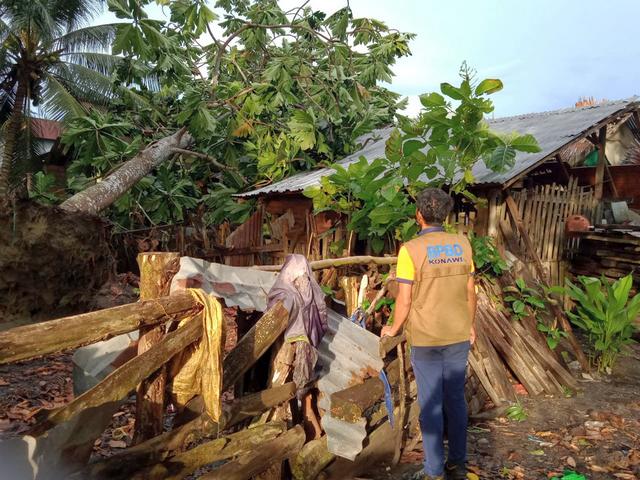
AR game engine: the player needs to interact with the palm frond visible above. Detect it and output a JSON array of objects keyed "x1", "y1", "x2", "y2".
[
  {"x1": 53, "y1": 23, "x2": 120, "y2": 54},
  {"x1": 41, "y1": 75, "x2": 87, "y2": 121},
  {"x1": 51, "y1": 62, "x2": 114, "y2": 104},
  {"x1": 59, "y1": 51, "x2": 122, "y2": 76},
  {"x1": 51, "y1": 0, "x2": 104, "y2": 32}
]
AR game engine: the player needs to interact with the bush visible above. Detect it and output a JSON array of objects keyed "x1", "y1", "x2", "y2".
[{"x1": 565, "y1": 274, "x2": 640, "y2": 373}]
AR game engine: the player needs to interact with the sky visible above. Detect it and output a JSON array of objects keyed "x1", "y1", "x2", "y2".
[{"x1": 95, "y1": 0, "x2": 640, "y2": 118}]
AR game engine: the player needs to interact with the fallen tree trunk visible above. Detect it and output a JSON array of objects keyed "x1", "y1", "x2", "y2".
[
  {"x1": 85, "y1": 383, "x2": 297, "y2": 478},
  {"x1": 130, "y1": 421, "x2": 287, "y2": 480},
  {"x1": 255, "y1": 255, "x2": 398, "y2": 272},
  {"x1": 30, "y1": 316, "x2": 202, "y2": 436},
  {"x1": 201, "y1": 425, "x2": 305, "y2": 480},
  {"x1": 60, "y1": 128, "x2": 192, "y2": 215},
  {"x1": 0, "y1": 292, "x2": 200, "y2": 364}
]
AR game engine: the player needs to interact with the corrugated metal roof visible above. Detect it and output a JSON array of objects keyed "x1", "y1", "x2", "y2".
[
  {"x1": 237, "y1": 98, "x2": 639, "y2": 197},
  {"x1": 317, "y1": 310, "x2": 384, "y2": 460}
]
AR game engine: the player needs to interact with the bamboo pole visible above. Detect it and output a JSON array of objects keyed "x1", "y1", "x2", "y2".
[
  {"x1": 134, "y1": 252, "x2": 180, "y2": 443},
  {"x1": 0, "y1": 292, "x2": 200, "y2": 365}
]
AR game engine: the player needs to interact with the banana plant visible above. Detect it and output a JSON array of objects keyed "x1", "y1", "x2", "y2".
[{"x1": 565, "y1": 274, "x2": 640, "y2": 373}]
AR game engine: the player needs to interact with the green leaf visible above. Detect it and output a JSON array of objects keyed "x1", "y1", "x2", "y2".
[
  {"x1": 512, "y1": 300, "x2": 526, "y2": 314},
  {"x1": 402, "y1": 139, "x2": 424, "y2": 157},
  {"x1": 516, "y1": 278, "x2": 526, "y2": 291},
  {"x1": 419, "y1": 92, "x2": 446, "y2": 107},
  {"x1": 440, "y1": 82, "x2": 464, "y2": 100},
  {"x1": 385, "y1": 128, "x2": 403, "y2": 163},
  {"x1": 475, "y1": 78, "x2": 503, "y2": 95},
  {"x1": 485, "y1": 145, "x2": 517, "y2": 173},
  {"x1": 510, "y1": 134, "x2": 541, "y2": 153},
  {"x1": 288, "y1": 111, "x2": 316, "y2": 150},
  {"x1": 370, "y1": 237, "x2": 385, "y2": 253}
]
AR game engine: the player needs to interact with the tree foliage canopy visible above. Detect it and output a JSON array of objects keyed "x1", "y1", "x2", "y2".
[{"x1": 57, "y1": 0, "x2": 415, "y2": 229}]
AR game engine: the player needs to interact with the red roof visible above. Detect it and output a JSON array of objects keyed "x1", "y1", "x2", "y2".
[{"x1": 30, "y1": 118, "x2": 63, "y2": 141}]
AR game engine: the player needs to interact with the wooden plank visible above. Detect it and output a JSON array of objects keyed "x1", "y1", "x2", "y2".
[
  {"x1": 594, "y1": 126, "x2": 607, "y2": 201},
  {"x1": 0, "y1": 292, "x2": 200, "y2": 365}
]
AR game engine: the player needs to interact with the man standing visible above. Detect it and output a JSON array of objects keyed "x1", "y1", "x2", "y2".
[{"x1": 382, "y1": 188, "x2": 477, "y2": 480}]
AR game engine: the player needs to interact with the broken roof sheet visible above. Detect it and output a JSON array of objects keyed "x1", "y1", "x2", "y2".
[{"x1": 237, "y1": 98, "x2": 638, "y2": 198}]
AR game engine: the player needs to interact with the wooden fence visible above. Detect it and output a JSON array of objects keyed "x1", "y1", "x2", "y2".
[{"x1": 501, "y1": 178, "x2": 596, "y2": 285}]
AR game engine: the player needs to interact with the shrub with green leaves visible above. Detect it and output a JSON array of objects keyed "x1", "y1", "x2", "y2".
[
  {"x1": 306, "y1": 64, "x2": 540, "y2": 253},
  {"x1": 504, "y1": 278, "x2": 547, "y2": 321},
  {"x1": 565, "y1": 274, "x2": 640, "y2": 373},
  {"x1": 469, "y1": 233, "x2": 508, "y2": 276}
]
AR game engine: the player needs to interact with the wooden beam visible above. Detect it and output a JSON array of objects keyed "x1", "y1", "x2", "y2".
[
  {"x1": 129, "y1": 422, "x2": 287, "y2": 480},
  {"x1": 222, "y1": 301, "x2": 290, "y2": 390},
  {"x1": 255, "y1": 255, "x2": 398, "y2": 272},
  {"x1": 29, "y1": 317, "x2": 203, "y2": 436},
  {"x1": 330, "y1": 350, "x2": 410, "y2": 422},
  {"x1": 291, "y1": 436, "x2": 335, "y2": 480},
  {"x1": 200, "y1": 425, "x2": 306, "y2": 480},
  {"x1": 0, "y1": 292, "x2": 200, "y2": 365},
  {"x1": 505, "y1": 194, "x2": 548, "y2": 283},
  {"x1": 594, "y1": 126, "x2": 607, "y2": 201},
  {"x1": 134, "y1": 252, "x2": 180, "y2": 444},
  {"x1": 555, "y1": 154, "x2": 571, "y2": 183},
  {"x1": 86, "y1": 382, "x2": 297, "y2": 479}
]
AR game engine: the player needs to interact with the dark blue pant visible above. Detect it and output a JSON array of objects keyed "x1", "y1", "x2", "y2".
[{"x1": 411, "y1": 341, "x2": 470, "y2": 477}]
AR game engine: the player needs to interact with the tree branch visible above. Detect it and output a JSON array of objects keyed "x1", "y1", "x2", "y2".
[{"x1": 170, "y1": 147, "x2": 247, "y2": 185}]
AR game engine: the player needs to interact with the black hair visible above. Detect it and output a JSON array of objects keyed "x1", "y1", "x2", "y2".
[{"x1": 415, "y1": 188, "x2": 454, "y2": 224}]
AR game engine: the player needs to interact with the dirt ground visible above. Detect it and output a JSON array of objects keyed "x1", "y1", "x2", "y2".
[
  {"x1": 371, "y1": 342, "x2": 640, "y2": 480},
  {"x1": 0, "y1": 336, "x2": 638, "y2": 479}
]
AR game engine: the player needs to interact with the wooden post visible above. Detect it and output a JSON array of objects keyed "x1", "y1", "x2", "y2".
[
  {"x1": 594, "y1": 126, "x2": 607, "y2": 201},
  {"x1": 134, "y1": 252, "x2": 180, "y2": 444}
]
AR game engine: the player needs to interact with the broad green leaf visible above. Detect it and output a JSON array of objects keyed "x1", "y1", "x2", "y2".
[
  {"x1": 402, "y1": 139, "x2": 424, "y2": 157},
  {"x1": 419, "y1": 92, "x2": 446, "y2": 108},
  {"x1": 512, "y1": 300, "x2": 526, "y2": 314},
  {"x1": 510, "y1": 134, "x2": 541, "y2": 153},
  {"x1": 440, "y1": 82, "x2": 465, "y2": 100},
  {"x1": 475, "y1": 78, "x2": 503, "y2": 95},
  {"x1": 485, "y1": 145, "x2": 516, "y2": 173}
]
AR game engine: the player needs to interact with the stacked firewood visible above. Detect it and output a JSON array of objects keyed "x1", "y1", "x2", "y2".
[{"x1": 570, "y1": 230, "x2": 640, "y2": 287}]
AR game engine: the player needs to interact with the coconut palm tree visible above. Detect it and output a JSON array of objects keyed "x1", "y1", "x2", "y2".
[{"x1": 0, "y1": 0, "x2": 122, "y2": 198}]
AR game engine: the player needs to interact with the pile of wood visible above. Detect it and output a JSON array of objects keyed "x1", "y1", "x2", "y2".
[
  {"x1": 570, "y1": 229, "x2": 640, "y2": 287},
  {"x1": 0, "y1": 253, "x2": 583, "y2": 480}
]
